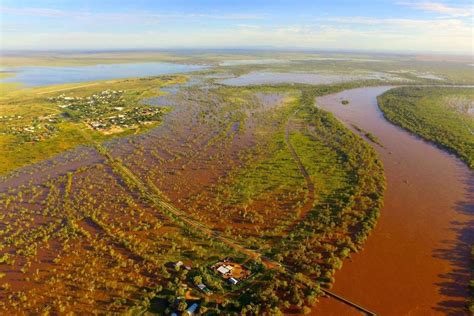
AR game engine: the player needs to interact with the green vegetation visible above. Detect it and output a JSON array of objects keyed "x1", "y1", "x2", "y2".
[
  {"x1": 268, "y1": 89, "x2": 385, "y2": 279},
  {"x1": 351, "y1": 124, "x2": 384, "y2": 147},
  {"x1": 0, "y1": 72, "x2": 20, "y2": 94},
  {"x1": 378, "y1": 87, "x2": 474, "y2": 169}
]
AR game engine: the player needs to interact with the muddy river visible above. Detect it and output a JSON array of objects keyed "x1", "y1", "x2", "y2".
[{"x1": 312, "y1": 86, "x2": 473, "y2": 315}]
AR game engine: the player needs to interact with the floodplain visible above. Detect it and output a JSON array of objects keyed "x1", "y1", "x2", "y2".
[{"x1": 1, "y1": 51, "x2": 473, "y2": 315}]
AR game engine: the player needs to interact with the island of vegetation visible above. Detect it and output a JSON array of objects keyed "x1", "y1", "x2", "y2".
[{"x1": 378, "y1": 86, "x2": 474, "y2": 169}]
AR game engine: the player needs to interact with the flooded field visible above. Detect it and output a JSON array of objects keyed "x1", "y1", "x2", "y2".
[
  {"x1": 219, "y1": 71, "x2": 405, "y2": 86},
  {"x1": 0, "y1": 77, "x2": 387, "y2": 313},
  {"x1": 0, "y1": 82, "x2": 283, "y2": 312},
  {"x1": 313, "y1": 86, "x2": 473, "y2": 315}
]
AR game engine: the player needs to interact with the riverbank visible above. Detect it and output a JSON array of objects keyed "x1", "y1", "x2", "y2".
[
  {"x1": 313, "y1": 86, "x2": 473, "y2": 315},
  {"x1": 378, "y1": 86, "x2": 474, "y2": 169}
]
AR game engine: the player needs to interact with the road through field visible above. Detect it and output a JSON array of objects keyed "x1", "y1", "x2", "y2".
[
  {"x1": 285, "y1": 108, "x2": 316, "y2": 219},
  {"x1": 92, "y1": 100, "x2": 374, "y2": 314}
]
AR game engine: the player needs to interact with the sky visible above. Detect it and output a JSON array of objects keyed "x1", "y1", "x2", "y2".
[{"x1": 0, "y1": 0, "x2": 473, "y2": 54}]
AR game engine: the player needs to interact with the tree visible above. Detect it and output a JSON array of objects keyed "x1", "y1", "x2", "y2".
[
  {"x1": 177, "y1": 300, "x2": 187, "y2": 312},
  {"x1": 193, "y1": 275, "x2": 202, "y2": 285}
]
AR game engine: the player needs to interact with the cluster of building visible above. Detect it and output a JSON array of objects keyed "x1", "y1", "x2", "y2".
[
  {"x1": 48, "y1": 90, "x2": 167, "y2": 133},
  {"x1": 173, "y1": 261, "x2": 212, "y2": 295},
  {"x1": 49, "y1": 90, "x2": 125, "y2": 108},
  {"x1": 0, "y1": 114, "x2": 59, "y2": 142},
  {"x1": 211, "y1": 258, "x2": 251, "y2": 286},
  {"x1": 216, "y1": 264, "x2": 239, "y2": 285},
  {"x1": 165, "y1": 257, "x2": 259, "y2": 315}
]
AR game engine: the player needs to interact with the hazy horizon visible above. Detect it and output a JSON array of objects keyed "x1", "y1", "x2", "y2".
[
  {"x1": 1, "y1": 0, "x2": 473, "y2": 55},
  {"x1": 0, "y1": 47, "x2": 473, "y2": 58}
]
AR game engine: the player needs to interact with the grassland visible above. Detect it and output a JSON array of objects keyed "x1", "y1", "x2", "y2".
[
  {"x1": 0, "y1": 72, "x2": 19, "y2": 94},
  {"x1": 378, "y1": 87, "x2": 474, "y2": 169}
]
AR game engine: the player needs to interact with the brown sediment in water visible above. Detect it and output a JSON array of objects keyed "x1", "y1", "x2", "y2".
[{"x1": 313, "y1": 86, "x2": 473, "y2": 315}]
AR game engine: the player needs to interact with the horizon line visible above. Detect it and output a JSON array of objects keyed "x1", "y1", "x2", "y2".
[{"x1": 1, "y1": 47, "x2": 473, "y2": 58}]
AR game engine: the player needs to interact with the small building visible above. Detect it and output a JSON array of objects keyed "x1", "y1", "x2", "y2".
[
  {"x1": 173, "y1": 261, "x2": 183, "y2": 268},
  {"x1": 228, "y1": 277, "x2": 239, "y2": 285},
  {"x1": 217, "y1": 266, "x2": 229, "y2": 275},
  {"x1": 186, "y1": 303, "x2": 199, "y2": 315},
  {"x1": 197, "y1": 283, "x2": 206, "y2": 291},
  {"x1": 217, "y1": 265, "x2": 233, "y2": 275},
  {"x1": 197, "y1": 283, "x2": 211, "y2": 294}
]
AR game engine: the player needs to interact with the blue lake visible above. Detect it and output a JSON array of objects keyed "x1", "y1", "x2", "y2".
[{"x1": 2, "y1": 62, "x2": 207, "y2": 86}]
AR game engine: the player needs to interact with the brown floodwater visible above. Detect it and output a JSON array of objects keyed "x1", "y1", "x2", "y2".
[{"x1": 312, "y1": 86, "x2": 473, "y2": 315}]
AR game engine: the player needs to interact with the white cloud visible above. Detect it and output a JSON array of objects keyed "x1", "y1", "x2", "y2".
[
  {"x1": 0, "y1": 6, "x2": 267, "y2": 21},
  {"x1": 317, "y1": 15, "x2": 471, "y2": 32},
  {"x1": 233, "y1": 21, "x2": 472, "y2": 53},
  {"x1": 0, "y1": 5, "x2": 472, "y2": 54},
  {"x1": 397, "y1": 1, "x2": 474, "y2": 17},
  {"x1": 2, "y1": 16, "x2": 471, "y2": 55}
]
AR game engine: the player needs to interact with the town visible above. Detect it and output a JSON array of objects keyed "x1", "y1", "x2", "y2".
[
  {"x1": 49, "y1": 89, "x2": 169, "y2": 134},
  {"x1": 0, "y1": 114, "x2": 59, "y2": 142}
]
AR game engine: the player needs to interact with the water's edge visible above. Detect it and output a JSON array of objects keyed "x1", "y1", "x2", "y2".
[{"x1": 313, "y1": 86, "x2": 473, "y2": 315}]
